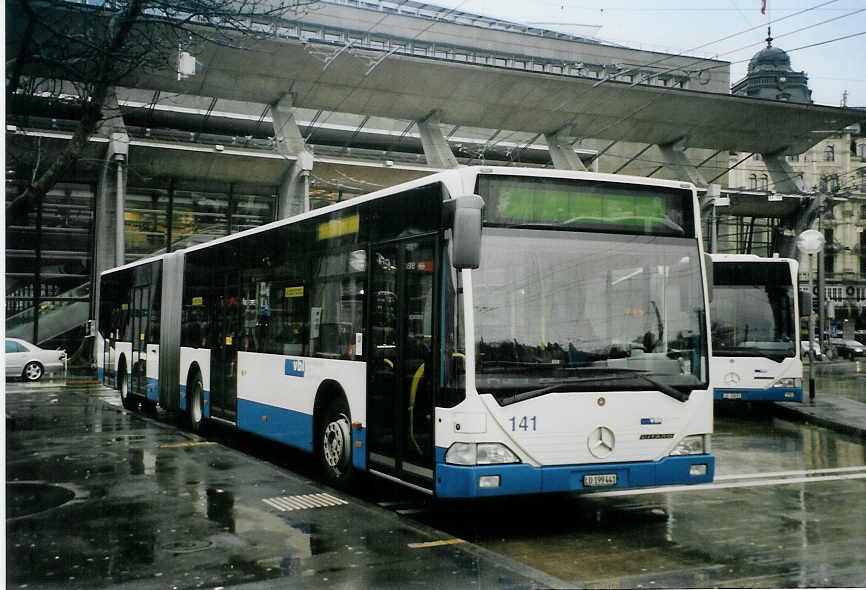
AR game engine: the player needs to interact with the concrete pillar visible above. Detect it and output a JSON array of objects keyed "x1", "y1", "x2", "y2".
[
  {"x1": 658, "y1": 138, "x2": 707, "y2": 186},
  {"x1": 272, "y1": 93, "x2": 314, "y2": 219},
  {"x1": 704, "y1": 184, "x2": 721, "y2": 253},
  {"x1": 544, "y1": 131, "x2": 587, "y2": 171},
  {"x1": 763, "y1": 153, "x2": 805, "y2": 194},
  {"x1": 92, "y1": 89, "x2": 129, "y2": 362},
  {"x1": 787, "y1": 194, "x2": 822, "y2": 258},
  {"x1": 93, "y1": 89, "x2": 129, "y2": 276},
  {"x1": 277, "y1": 152, "x2": 314, "y2": 219},
  {"x1": 417, "y1": 110, "x2": 458, "y2": 169}
]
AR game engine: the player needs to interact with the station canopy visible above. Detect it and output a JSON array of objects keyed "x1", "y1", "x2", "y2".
[{"x1": 132, "y1": 35, "x2": 865, "y2": 157}]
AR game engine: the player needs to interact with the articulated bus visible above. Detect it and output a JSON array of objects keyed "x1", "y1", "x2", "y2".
[
  {"x1": 709, "y1": 254, "x2": 802, "y2": 402},
  {"x1": 98, "y1": 166, "x2": 714, "y2": 498}
]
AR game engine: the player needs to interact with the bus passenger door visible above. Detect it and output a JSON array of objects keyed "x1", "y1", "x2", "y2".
[
  {"x1": 368, "y1": 238, "x2": 437, "y2": 487},
  {"x1": 131, "y1": 286, "x2": 149, "y2": 395},
  {"x1": 210, "y1": 274, "x2": 240, "y2": 422}
]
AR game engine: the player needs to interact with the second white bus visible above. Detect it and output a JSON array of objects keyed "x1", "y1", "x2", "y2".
[{"x1": 709, "y1": 254, "x2": 802, "y2": 402}]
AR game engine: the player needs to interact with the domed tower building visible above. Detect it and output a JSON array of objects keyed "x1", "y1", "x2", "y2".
[
  {"x1": 725, "y1": 29, "x2": 866, "y2": 341},
  {"x1": 732, "y1": 29, "x2": 812, "y2": 103}
]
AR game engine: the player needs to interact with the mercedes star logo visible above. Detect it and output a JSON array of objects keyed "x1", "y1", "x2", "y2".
[
  {"x1": 724, "y1": 372, "x2": 741, "y2": 385},
  {"x1": 587, "y1": 426, "x2": 616, "y2": 459}
]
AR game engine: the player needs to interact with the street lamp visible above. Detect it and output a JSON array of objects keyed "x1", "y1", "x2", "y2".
[{"x1": 797, "y1": 229, "x2": 825, "y2": 401}]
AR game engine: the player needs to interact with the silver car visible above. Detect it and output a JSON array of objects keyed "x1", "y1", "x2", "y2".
[
  {"x1": 828, "y1": 338, "x2": 866, "y2": 360},
  {"x1": 5, "y1": 338, "x2": 67, "y2": 382}
]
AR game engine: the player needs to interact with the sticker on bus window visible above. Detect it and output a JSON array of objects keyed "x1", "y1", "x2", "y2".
[
  {"x1": 192, "y1": 296, "x2": 203, "y2": 306},
  {"x1": 121, "y1": 304, "x2": 129, "y2": 310},
  {"x1": 225, "y1": 336, "x2": 232, "y2": 345},
  {"x1": 285, "y1": 286, "x2": 304, "y2": 298},
  {"x1": 317, "y1": 214, "x2": 359, "y2": 240},
  {"x1": 140, "y1": 333, "x2": 145, "y2": 341}
]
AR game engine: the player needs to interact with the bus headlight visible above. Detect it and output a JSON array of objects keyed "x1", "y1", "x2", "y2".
[
  {"x1": 772, "y1": 378, "x2": 802, "y2": 388},
  {"x1": 445, "y1": 442, "x2": 520, "y2": 465},
  {"x1": 669, "y1": 434, "x2": 708, "y2": 456},
  {"x1": 477, "y1": 443, "x2": 520, "y2": 465}
]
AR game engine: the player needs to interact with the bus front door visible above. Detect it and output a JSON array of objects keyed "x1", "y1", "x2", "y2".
[{"x1": 368, "y1": 238, "x2": 437, "y2": 488}]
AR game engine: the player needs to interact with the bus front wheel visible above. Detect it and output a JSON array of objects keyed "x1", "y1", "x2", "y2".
[{"x1": 319, "y1": 399, "x2": 353, "y2": 487}]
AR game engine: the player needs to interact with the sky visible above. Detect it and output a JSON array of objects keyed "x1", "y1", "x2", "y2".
[{"x1": 430, "y1": 0, "x2": 866, "y2": 108}]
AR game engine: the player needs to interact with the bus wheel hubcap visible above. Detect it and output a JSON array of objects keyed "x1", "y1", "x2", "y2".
[
  {"x1": 324, "y1": 417, "x2": 349, "y2": 468},
  {"x1": 191, "y1": 384, "x2": 202, "y2": 423}
]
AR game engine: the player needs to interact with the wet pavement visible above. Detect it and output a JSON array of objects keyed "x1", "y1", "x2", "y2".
[
  {"x1": 410, "y1": 402, "x2": 866, "y2": 588},
  {"x1": 812, "y1": 358, "x2": 866, "y2": 404},
  {"x1": 5, "y1": 380, "x2": 566, "y2": 589},
  {"x1": 776, "y1": 359, "x2": 866, "y2": 438},
  {"x1": 5, "y1": 365, "x2": 866, "y2": 589}
]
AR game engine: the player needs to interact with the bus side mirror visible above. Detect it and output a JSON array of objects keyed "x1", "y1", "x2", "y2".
[
  {"x1": 799, "y1": 291, "x2": 812, "y2": 316},
  {"x1": 444, "y1": 194, "x2": 484, "y2": 269},
  {"x1": 704, "y1": 253, "x2": 713, "y2": 302}
]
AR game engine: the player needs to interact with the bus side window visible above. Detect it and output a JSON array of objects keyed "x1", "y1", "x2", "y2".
[
  {"x1": 309, "y1": 250, "x2": 366, "y2": 360},
  {"x1": 273, "y1": 282, "x2": 307, "y2": 356}
]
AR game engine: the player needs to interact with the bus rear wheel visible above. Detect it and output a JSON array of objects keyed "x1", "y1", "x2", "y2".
[
  {"x1": 188, "y1": 373, "x2": 205, "y2": 433},
  {"x1": 118, "y1": 364, "x2": 137, "y2": 410},
  {"x1": 318, "y1": 399, "x2": 354, "y2": 487}
]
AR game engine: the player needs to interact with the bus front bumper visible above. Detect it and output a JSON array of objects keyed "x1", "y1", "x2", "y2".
[
  {"x1": 434, "y1": 452, "x2": 715, "y2": 498},
  {"x1": 714, "y1": 387, "x2": 803, "y2": 402}
]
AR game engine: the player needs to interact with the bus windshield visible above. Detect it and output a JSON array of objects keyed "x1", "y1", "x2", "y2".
[
  {"x1": 472, "y1": 229, "x2": 708, "y2": 403},
  {"x1": 711, "y1": 261, "x2": 796, "y2": 361}
]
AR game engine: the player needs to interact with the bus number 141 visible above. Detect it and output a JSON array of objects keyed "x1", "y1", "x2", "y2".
[{"x1": 509, "y1": 416, "x2": 537, "y2": 432}]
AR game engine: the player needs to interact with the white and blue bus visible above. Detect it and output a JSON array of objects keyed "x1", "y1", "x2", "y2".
[
  {"x1": 98, "y1": 166, "x2": 714, "y2": 498},
  {"x1": 709, "y1": 254, "x2": 802, "y2": 402}
]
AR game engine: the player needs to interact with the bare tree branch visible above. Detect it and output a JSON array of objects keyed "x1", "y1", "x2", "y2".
[{"x1": 7, "y1": 0, "x2": 322, "y2": 223}]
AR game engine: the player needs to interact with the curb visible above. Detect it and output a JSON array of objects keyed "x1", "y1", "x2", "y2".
[{"x1": 774, "y1": 397, "x2": 866, "y2": 439}]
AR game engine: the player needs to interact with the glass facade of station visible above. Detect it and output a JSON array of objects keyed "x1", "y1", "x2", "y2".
[{"x1": 5, "y1": 179, "x2": 278, "y2": 352}]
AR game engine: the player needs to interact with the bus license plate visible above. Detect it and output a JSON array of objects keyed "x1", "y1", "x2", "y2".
[
  {"x1": 722, "y1": 392, "x2": 742, "y2": 399},
  {"x1": 584, "y1": 474, "x2": 617, "y2": 487}
]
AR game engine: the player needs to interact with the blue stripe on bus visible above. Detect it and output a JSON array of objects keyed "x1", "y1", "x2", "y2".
[
  {"x1": 714, "y1": 387, "x2": 803, "y2": 402},
  {"x1": 98, "y1": 368, "x2": 104, "y2": 382},
  {"x1": 237, "y1": 399, "x2": 314, "y2": 453},
  {"x1": 434, "y1": 448, "x2": 715, "y2": 498},
  {"x1": 352, "y1": 427, "x2": 366, "y2": 471},
  {"x1": 235, "y1": 400, "x2": 367, "y2": 470}
]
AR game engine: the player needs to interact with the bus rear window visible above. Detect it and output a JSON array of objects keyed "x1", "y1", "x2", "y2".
[{"x1": 477, "y1": 175, "x2": 694, "y2": 237}]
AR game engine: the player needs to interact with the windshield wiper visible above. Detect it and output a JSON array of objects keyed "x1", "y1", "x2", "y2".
[
  {"x1": 628, "y1": 372, "x2": 690, "y2": 402},
  {"x1": 479, "y1": 360, "x2": 568, "y2": 373},
  {"x1": 715, "y1": 346, "x2": 791, "y2": 362},
  {"x1": 496, "y1": 369, "x2": 690, "y2": 405}
]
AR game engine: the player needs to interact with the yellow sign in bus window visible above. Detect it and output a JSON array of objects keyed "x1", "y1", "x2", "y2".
[
  {"x1": 192, "y1": 296, "x2": 204, "y2": 306},
  {"x1": 226, "y1": 336, "x2": 233, "y2": 346},
  {"x1": 285, "y1": 286, "x2": 304, "y2": 298},
  {"x1": 317, "y1": 214, "x2": 359, "y2": 240}
]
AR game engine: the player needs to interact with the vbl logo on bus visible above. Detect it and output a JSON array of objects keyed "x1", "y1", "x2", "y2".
[{"x1": 285, "y1": 359, "x2": 305, "y2": 377}]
